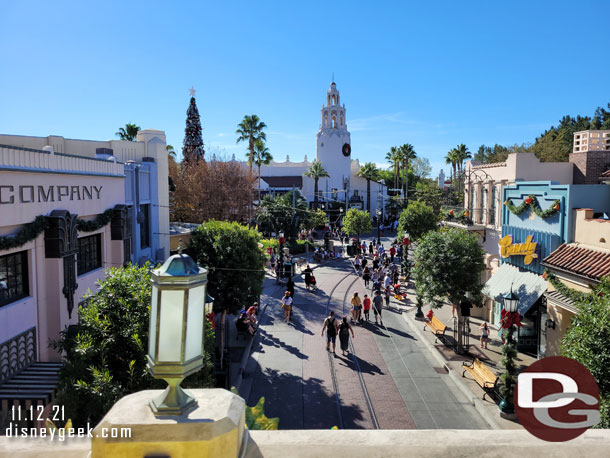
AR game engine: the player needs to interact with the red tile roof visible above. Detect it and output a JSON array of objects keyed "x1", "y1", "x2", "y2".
[{"x1": 542, "y1": 243, "x2": 610, "y2": 281}]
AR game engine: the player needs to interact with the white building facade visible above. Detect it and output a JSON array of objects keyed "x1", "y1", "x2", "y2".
[{"x1": 258, "y1": 82, "x2": 387, "y2": 217}]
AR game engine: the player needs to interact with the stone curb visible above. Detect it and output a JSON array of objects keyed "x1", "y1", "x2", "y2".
[{"x1": 401, "y1": 311, "x2": 502, "y2": 430}]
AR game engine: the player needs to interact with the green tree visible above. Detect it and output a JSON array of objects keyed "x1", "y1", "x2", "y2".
[
  {"x1": 342, "y1": 208, "x2": 372, "y2": 241},
  {"x1": 414, "y1": 179, "x2": 443, "y2": 214},
  {"x1": 453, "y1": 144, "x2": 471, "y2": 173},
  {"x1": 236, "y1": 114, "x2": 267, "y2": 172},
  {"x1": 356, "y1": 162, "x2": 379, "y2": 213},
  {"x1": 166, "y1": 144, "x2": 176, "y2": 157},
  {"x1": 257, "y1": 189, "x2": 309, "y2": 237},
  {"x1": 444, "y1": 148, "x2": 459, "y2": 180},
  {"x1": 252, "y1": 138, "x2": 273, "y2": 202},
  {"x1": 397, "y1": 201, "x2": 437, "y2": 241},
  {"x1": 189, "y1": 221, "x2": 266, "y2": 314},
  {"x1": 51, "y1": 263, "x2": 215, "y2": 427},
  {"x1": 306, "y1": 208, "x2": 328, "y2": 230},
  {"x1": 411, "y1": 157, "x2": 432, "y2": 179},
  {"x1": 397, "y1": 201, "x2": 438, "y2": 277},
  {"x1": 182, "y1": 95, "x2": 205, "y2": 161},
  {"x1": 398, "y1": 143, "x2": 416, "y2": 202},
  {"x1": 413, "y1": 228, "x2": 485, "y2": 352},
  {"x1": 562, "y1": 277, "x2": 610, "y2": 428},
  {"x1": 115, "y1": 123, "x2": 140, "y2": 141},
  {"x1": 304, "y1": 160, "x2": 330, "y2": 209}
]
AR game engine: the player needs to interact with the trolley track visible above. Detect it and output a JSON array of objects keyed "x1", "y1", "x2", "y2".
[{"x1": 325, "y1": 267, "x2": 379, "y2": 429}]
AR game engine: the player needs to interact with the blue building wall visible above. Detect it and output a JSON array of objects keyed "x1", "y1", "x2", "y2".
[
  {"x1": 124, "y1": 159, "x2": 160, "y2": 265},
  {"x1": 502, "y1": 181, "x2": 610, "y2": 274}
]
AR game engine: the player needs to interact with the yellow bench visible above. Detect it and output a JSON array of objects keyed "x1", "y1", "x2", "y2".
[
  {"x1": 423, "y1": 316, "x2": 447, "y2": 342},
  {"x1": 462, "y1": 357, "x2": 499, "y2": 400}
]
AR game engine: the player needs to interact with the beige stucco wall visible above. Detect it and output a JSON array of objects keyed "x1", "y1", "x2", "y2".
[{"x1": 572, "y1": 208, "x2": 610, "y2": 249}]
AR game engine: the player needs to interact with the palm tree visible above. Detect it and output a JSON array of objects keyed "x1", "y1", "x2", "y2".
[
  {"x1": 385, "y1": 146, "x2": 401, "y2": 190},
  {"x1": 252, "y1": 138, "x2": 273, "y2": 202},
  {"x1": 236, "y1": 115, "x2": 267, "y2": 172},
  {"x1": 445, "y1": 148, "x2": 459, "y2": 180},
  {"x1": 166, "y1": 144, "x2": 176, "y2": 157},
  {"x1": 115, "y1": 123, "x2": 141, "y2": 141},
  {"x1": 304, "y1": 160, "x2": 330, "y2": 210},
  {"x1": 357, "y1": 162, "x2": 378, "y2": 213},
  {"x1": 398, "y1": 143, "x2": 416, "y2": 201},
  {"x1": 453, "y1": 143, "x2": 471, "y2": 173}
]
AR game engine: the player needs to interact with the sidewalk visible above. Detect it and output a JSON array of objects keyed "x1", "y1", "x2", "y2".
[{"x1": 394, "y1": 278, "x2": 535, "y2": 430}]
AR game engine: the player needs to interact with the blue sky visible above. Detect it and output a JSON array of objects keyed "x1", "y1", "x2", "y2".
[{"x1": 2, "y1": 1, "x2": 609, "y2": 178}]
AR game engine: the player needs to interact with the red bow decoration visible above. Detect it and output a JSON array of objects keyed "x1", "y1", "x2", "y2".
[
  {"x1": 500, "y1": 309, "x2": 522, "y2": 329},
  {"x1": 426, "y1": 310, "x2": 434, "y2": 320}
]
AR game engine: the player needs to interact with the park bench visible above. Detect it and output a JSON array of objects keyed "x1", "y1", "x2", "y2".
[
  {"x1": 423, "y1": 316, "x2": 447, "y2": 342},
  {"x1": 462, "y1": 357, "x2": 499, "y2": 400}
]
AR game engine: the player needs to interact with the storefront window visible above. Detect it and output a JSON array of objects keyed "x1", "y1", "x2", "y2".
[
  {"x1": 77, "y1": 234, "x2": 102, "y2": 276},
  {"x1": 0, "y1": 251, "x2": 29, "y2": 307}
]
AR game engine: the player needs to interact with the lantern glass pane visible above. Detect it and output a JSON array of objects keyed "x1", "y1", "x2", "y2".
[
  {"x1": 157, "y1": 290, "x2": 185, "y2": 362},
  {"x1": 185, "y1": 285, "x2": 205, "y2": 361},
  {"x1": 148, "y1": 285, "x2": 159, "y2": 359}
]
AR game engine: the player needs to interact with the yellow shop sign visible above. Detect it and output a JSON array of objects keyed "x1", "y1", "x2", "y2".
[{"x1": 499, "y1": 235, "x2": 538, "y2": 265}]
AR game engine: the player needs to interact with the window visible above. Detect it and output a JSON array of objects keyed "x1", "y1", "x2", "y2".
[
  {"x1": 140, "y1": 204, "x2": 150, "y2": 249},
  {"x1": 77, "y1": 234, "x2": 102, "y2": 276},
  {"x1": 0, "y1": 251, "x2": 29, "y2": 307}
]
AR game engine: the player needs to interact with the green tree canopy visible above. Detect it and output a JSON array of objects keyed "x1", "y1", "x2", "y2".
[
  {"x1": 414, "y1": 179, "x2": 443, "y2": 214},
  {"x1": 413, "y1": 228, "x2": 485, "y2": 352},
  {"x1": 51, "y1": 263, "x2": 215, "y2": 427},
  {"x1": 304, "y1": 160, "x2": 330, "y2": 209},
  {"x1": 257, "y1": 189, "x2": 310, "y2": 236},
  {"x1": 342, "y1": 208, "x2": 372, "y2": 240},
  {"x1": 190, "y1": 221, "x2": 266, "y2": 314},
  {"x1": 562, "y1": 277, "x2": 610, "y2": 428},
  {"x1": 397, "y1": 201, "x2": 438, "y2": 241},
  {"x1": 357, "y1": 162, "x2": 379, "y2": 213}
]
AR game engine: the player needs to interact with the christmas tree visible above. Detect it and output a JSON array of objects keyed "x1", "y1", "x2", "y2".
[{"x1": 182, "y1": 87, "x2": 205, "y2": 161}]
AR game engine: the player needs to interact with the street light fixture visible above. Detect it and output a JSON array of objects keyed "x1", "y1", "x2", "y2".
[
  {"x1": 147, "y1": 251, "x2": 208, "y2": 416},
  {"x1": 499, "y1": 288, "x2": 520, "y2": 418}
]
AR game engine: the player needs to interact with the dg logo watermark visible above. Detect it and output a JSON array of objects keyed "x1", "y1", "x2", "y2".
[{"x1": 515, "y1": 356, "x2": 600, "y2": 441}]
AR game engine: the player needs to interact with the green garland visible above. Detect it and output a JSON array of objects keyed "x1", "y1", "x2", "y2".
[
  {"x1": 0, "y1": 209, "x2": 115, "y2": 252},
  {"x1": 505, "y1": 194, "x2": 560, "y2": 219},
  {"x1": 440, "y1": 208, "x2": 473, "y2": 226},
  {"x1": 544, "y1": 269, "x2": 589, "y2": 303},
  {"x1": 76, "y1": 209, "x2": 114, "y2": 232}
]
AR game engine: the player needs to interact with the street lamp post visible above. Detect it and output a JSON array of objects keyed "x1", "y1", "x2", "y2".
[
  {"x1": 499, "y1": 289, "x2": 520, "y2": 418},
  {"x1": 147, "y1": 251, "x2": 208, "y2": 416},
  {"x1": 377, "y1": 209, "x2": 382, "y2": 245}
]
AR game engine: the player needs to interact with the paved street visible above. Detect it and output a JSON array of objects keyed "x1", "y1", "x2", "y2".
[{"x1": 238, "y1": 235, "x2": 491, "y2": 430}]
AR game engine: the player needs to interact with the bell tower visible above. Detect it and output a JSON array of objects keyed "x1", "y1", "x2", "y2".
[{"x1": 316, "y1": 81, "x2": 351, "y2": 202}]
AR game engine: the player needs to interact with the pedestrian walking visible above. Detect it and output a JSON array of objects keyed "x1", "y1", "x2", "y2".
[
  {"x1": 354, "y1": 255, "x2": 361, "y2": 274},
  {"x1": 303, "y1": 264, "x2": 313, "y2": 290},
  {"x1": 322, "y1": 311, "x2": 339, "y2": 353},
  {"x1": 361, "y1": 256, "x2": 368, "y2": 270},
  {"x1": 286, "y1": 276, "x2": 295, "y2": 298},
  {"x1": 389, "y1": 245, "x2": 396, "y2": 263},
  {"x1": 373, "y1": 290, "x2": 384, "y2": 325},
  {"x1": 369, "y1": 242, "x2": 374, "y2": 256},
  {"x1": 363, "y1": 294, "x2": 371, "y2": 322},
  {"x1": 351, "y1": 292, "x2": 362, "y2": 322},
  {"x1": 383, "y1": 273, "x2": 392, "y2": 292},
  {"x1": 281, "y1": 291, "x2": 293, "y2": 323},
  {"x1": 384, "y1": 287, "x2": 391, "y2": 307},
  {"x1": 362, "y1": 266, "x2": 371, "y2": 288},
  {"x1": 480, "y1": 322, "x2": 490, "y2": 349},
  {"x1": 339, "y1": 316, "x2": 355, "y2": 356}
]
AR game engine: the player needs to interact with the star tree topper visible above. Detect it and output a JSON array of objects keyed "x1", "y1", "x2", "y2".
[{"x1": 189, "y1": 86, "x2": 197, "y2": 97}]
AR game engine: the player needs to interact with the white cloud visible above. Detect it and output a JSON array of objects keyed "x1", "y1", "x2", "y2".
[{"x1": 217, "y1": 133, "x2": 225, "y2": 137}]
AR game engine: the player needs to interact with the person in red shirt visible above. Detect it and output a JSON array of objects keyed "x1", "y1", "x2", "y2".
[
  {"x1": 389, "y1": 245, "x2": 396, "y2": 263},
  {"x1": 362, "y1": 294, "x2": 371, "y2": 322}
]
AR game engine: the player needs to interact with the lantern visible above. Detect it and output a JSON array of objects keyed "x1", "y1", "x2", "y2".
[
  {"x1": 502, "y1": 290, "x2": 519, "y2": 313},
  {"x1": 147, "y1": 252, "x2": 208, "y2": 416}
]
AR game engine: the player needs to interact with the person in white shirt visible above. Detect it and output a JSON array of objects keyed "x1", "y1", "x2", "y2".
[
  {"x1": 281, "y1": 291, "x2": 293, "y2": 322},
  {"x1": 384, "y1": 274, "x2": 392, "y2": 292}
]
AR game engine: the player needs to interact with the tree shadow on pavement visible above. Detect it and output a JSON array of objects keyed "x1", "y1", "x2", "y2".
[
  {"x1": 384, "y1": 326, "x2": 417, "y2": 340},
  {"x1": 246, "y1": 367, "x2": 367, "y2": 429},
  {"x1": 256, "y1": 328, "x2": 309, "y2": 360}
]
